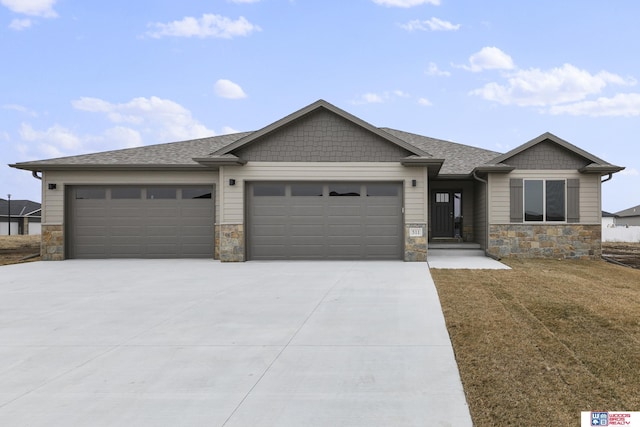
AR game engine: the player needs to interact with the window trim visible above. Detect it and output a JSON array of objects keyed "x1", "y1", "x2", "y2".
[{"x1": 523, "y1": 178, "x2": 567, "y2": 223}]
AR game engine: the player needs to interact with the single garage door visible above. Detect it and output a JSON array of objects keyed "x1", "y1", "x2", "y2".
[
  {"x1": 68, "y1": 186, "x2": 214, "y2": 259},
  {"x1": 248, "y1": 182, "x2": 403, "y2": 260}
]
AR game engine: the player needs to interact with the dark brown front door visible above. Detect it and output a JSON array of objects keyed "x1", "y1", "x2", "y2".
[{"x1": 432, "y1": 192, "x2": 454, "y2": 238}]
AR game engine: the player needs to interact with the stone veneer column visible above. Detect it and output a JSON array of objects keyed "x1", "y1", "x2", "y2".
[
  {"x1": 404, "y1": 223, "x2": 427, "y2": 262},
  {"x1": 214, "y1": 224, "x2": 220, "y2": 260},
  {"x1": 41, "y1": 224, "x2": 64, "y2": 261},
  {"x1": 219, "y1": 224, "x2": 245, "y2": 262},
  {"x1": 488, "y1": 224, "x2": 601, "y2": 259}
]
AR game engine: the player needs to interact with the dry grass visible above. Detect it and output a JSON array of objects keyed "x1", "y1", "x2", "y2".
[
  {"x1": 432, "y1": 259, "x2": 640, "y2": 426},
  {"x1": 0, "y1": 235, "x2": 41, "y2": 266}
]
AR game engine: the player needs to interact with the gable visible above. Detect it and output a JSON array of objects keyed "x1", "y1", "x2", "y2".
[
  {"x1": 233, "y1": 109, "x2": 415, "y2": 162},
  {"x1": 502, "y1": 140, "x2": 591, "y2": 170}
]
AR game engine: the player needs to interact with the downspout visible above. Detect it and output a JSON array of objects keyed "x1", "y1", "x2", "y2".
[
  {"x1": 32, "y1": 171, "x2": 42, "y2": 180},
  {"x1": 472, "y1": 171, "x2": 493, "y2": 258},
  {"x1": 601, "y1": 173, "x2": 613, "y2": 183}
]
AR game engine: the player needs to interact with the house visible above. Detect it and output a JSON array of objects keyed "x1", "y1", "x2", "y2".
[
  {"x1": 602, "y1": 211, "x2": 618, "y2": 228},
  {"x1": 0, "y1": 198, "x2": 41, "y2": 235},
  {"x1": 615, "y1": 204, "x2": 640, "y2": 227},
  {"x1": 9, "y1": 100, "x2": 624, "y2": 261}
]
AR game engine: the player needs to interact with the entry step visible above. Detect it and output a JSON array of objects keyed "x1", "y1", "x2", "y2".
[{"x1": 428, "y1": 242, "x2": 482, "y2": 250}]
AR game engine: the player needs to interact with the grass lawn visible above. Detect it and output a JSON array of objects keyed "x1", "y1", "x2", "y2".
[
  {"x1": 0, "y1": 235, "x2": 40, "y2": 265},
  {"x1": 432, "y1": 259, "x2": 640, "y2": 426}
]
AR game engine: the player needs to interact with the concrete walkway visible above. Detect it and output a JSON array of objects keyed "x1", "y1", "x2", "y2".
[
  {"x1": 0, "y1": 260, "x2": 472, "y2": 427},
  {"x1": 428, "y1": 249, "x2": 511, "y2": 269}
]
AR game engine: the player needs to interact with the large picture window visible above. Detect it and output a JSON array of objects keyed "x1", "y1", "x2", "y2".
[{"x1": 524, "y1": 179, "x2": 566, "y2": 222}]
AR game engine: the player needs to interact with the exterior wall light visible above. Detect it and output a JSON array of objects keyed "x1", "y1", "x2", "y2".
[
  {"x1": 229, "y1": 179, "x2": 236, "y2": 186},
  {"x1": 48, "y1": 183, "x2": 57, "y2": 190},
  {"x1": 412, "y1": 179, "x2": 417, "y2": 187}
]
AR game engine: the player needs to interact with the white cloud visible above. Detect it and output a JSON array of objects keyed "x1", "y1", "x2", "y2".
[
  {"x1": 372, "y1": 0, "x2": 440, "y2": 7},
  {"x1": 400, "y1": 18, "x2": 459, "y2": 31},
  {"x1": 352, "y1": 90, "x2": 414, "y2": 105},
  {"x1": 471, "y1": 64, "x2": 636, "y2": 107},
  {"x1": 222, "y1": 126, "x2": 241, "y2": 134},
  {"x1": 214, "y1": 79, "x2": 248, "y2": 99},
  {"x1": 146, "y1": 14, "x2": 261, "y2": 39},
  {"x1": 72, "y1": 96, "x2": 215, "y2": 142},
  {"x1": 1, "y1": 0, "x2": 57, "y2": 17},
  {"x1": 426, "y1": 62, "x2": 450, "y2": 76},
  {"x1": 548, "y1": 93, "x2": 640, "y2": 117},
  {"x1": 9, "y1": 18, "x2": 32, "y2": 30},
  {"x1": 418, "y1": 98, "x2": 433, "y2": 106},
  {"x1": 19, "y1": 123, "x2": 82, "y2": 158},
  {"x1": 620, "y1": 168, "x2": 639, "y2": 176},
  {"x1": 103, "y1": 127, "x2": 143, "y2": 148},
  {"x1": 461, "y1": 46, "x2": 515, "y2": 72},
  {"x1": 2, "y1": 104, "x2": 37, "y2": 116}
]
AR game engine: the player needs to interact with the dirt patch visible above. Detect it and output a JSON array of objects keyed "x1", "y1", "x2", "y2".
[
  {"x1": 602, "y1": 242, "x2": 640, "y2": 269},
  {"x1": 0, "y1": 235, "x2": 41, "y2": 266},
  {"x1": 432, "y1": 259, "x2": 640, "y2": 426}
]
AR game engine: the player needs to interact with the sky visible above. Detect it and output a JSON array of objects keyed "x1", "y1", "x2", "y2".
[{"x1": 1, "y1": 0, "x2": 639, "y2": 212}]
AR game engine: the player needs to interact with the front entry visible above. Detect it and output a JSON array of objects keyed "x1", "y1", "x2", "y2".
[{"x1": 431, "y1": 191, "x2": 462, "y2": 238}]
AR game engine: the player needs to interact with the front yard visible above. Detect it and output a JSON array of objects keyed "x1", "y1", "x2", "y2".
[{"x1": 432, "y1": 259, "x2": 640, "y2": 426}]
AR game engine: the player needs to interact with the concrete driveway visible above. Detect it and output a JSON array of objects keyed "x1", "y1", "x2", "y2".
[{"x1": 0, "y1": 260, "x2": 472, "y2": 427}]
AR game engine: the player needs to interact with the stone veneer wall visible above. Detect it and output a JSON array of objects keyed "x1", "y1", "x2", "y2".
[
  {"x1": 214, "y1": 224, "x2": 220, "y2": 260},
  {"x1": 41, "y1": 224, "x2": 64, "y2": 261},
  {"x1": 488, "y1": 224, "x2": 601, "y2": 259},
  {"x1": 404, "y1": 223, "x2": 427, "y2": 262},
  {"x1": 219, "y1": 224, "x2": 245, "y2": 262}
]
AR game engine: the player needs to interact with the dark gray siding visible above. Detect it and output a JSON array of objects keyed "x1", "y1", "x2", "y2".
[
  {"x1": 235, "y1": 110, "x2": 413, "y2": 162},
  {"x1": 503, "y1": 141, "x2": 590, "y2": 169}
]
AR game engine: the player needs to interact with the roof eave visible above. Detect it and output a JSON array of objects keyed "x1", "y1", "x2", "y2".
[
  {"x1": 578, "y1": 165, "x2": 625, "y2": 174},
  {"x1": 9, "y1": 163, "x2": 209, "y2": 172},
  {"x1": 473, "y1": 165, "x2": 516, "y2": 174},
  {"x1": 193, "y1": 157, "x2": 247, "y2": 167}
]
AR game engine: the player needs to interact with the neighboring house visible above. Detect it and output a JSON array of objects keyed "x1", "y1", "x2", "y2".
[
  {"x1": 9, "y1": 100, "x2": 624, "y2": 261},
  {"x1": 0, "y1": 198, "x2": 42, "y2": 235},
  {"x1": 602, "y1": 211, "x2": 618, "y2": 228},
  {"x1": 615, "y1": 204, "x2": 640, "y2": 226}
]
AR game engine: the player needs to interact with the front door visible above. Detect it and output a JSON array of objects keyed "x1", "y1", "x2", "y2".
[{"x1": 432, "y1": 191, "x2": 462, "y2": 238}]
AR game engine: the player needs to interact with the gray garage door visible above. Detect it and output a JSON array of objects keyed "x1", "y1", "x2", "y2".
[
  {"x1": 248, "y1": 182, "x2": 403, "y2": 260},
  {"x1": 68, "y1": 186, "x2": 214, "y2": 259}
]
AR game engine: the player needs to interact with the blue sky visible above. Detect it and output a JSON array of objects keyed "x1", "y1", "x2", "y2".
[{"x1": 1, "y1": 0, "x2": 639, "y2": 212}]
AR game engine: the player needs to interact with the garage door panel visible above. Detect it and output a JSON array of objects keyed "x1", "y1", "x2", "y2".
[
  {"x1": 249, "y1": 182, "x2": 402, "y2": 260},
  {"x1": 69, "y1": 186, "x2": 214, "y2": 259}
]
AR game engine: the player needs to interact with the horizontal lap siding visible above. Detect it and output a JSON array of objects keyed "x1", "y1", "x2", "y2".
[
  {"x1": 43, "y1": 170, "x2": 218, "y2": 225},
  {"x1": 221, "y1": 162, "x2": 425, "y2": 224},
  {"x1": 489, "y1": 170, "x2": 600, "y2": 224}
]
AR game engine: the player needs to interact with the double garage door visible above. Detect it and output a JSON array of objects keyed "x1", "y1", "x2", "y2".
[
  {"x1": 248, "y1": 182, "x2": 403, "y2": 260},
  {"x1": 68, "y1": 186, "x2": 214, "y2": 259}
]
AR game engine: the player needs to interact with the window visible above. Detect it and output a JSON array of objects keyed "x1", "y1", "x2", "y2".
[
  {"x1": 111, "y1": 187, "x2": 141, "y2": 199},
  {"x1": 75, "y1": 188, "x2": 105, "y2": 199},
  {"x1": 182, "y1": 187, "x2": 212, "y2": 199},
  {"x1": 147, "y1": 187, "x2": 176, "y2": 199},
  {"x1": 329, "y1": 184, "x2": 360, "y2": 197},
  {"x1": 524, "y1": 180, "x2": 565, "y2": 222},
  {"x1": 291, "y1": 184, "x2": 323, "y2": 197},
  {"x1": 435, "y1": 193, "x2": 449, "y2": 203},
  {"x1": 367, "y1": 184, "x2": 398, "y2": 197},
  {"x1": 253, "y1": 184, "x2": 285, "y2": 197}
]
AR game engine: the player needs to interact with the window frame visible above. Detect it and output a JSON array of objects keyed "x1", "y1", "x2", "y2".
[{"x1": 523, "y1": 179, "x2": 567, "y2": 223}]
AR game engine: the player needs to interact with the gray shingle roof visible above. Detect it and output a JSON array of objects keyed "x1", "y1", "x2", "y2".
[
  {"x1": 11, "y1": 127, "x2": 500, "y2": 175},
  {"x1": 13, "y1": 132, "x2": 251, "y2": 167},
  {"x1": 0, "y1": 199, "x2": 41, "y2": 217},
  {"x1": 381, "y1": 128, "x2": 502, "y2": 175},
  {"x1": 615, "y1": 204, "x2": 640, "y2": 217}
]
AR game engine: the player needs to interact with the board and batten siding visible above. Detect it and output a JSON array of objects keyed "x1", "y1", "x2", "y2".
[
  {"x1": 488, "y1": 170, "x2": 601, "y2": 224},
  {"x1": 42, "y1": 170, "x2": 218, "y2": 224},
  {"x1": 219, "y1": 162, "x2": 427, "y2": 224}
]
